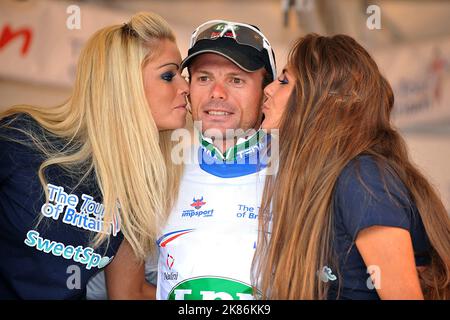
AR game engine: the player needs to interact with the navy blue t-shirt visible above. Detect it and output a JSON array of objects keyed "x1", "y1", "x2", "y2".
[
  {"x1": 327, "y1": 155, "x2": 431, "y2": 300},
  {"x1": 0, "y1": 115, "x2": 123, "y2": 299}
]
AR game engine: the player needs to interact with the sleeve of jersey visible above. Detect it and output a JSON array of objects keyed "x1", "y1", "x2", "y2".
[
  {"x1": 0, "y1": 129, "x2": 22, "y2": 183},
  {"x1": 334, "y1": 157, "x2": 413, "y2": 241},
  {"x1": 0, "y1": 116, "x2": 36, "y2": 184}
]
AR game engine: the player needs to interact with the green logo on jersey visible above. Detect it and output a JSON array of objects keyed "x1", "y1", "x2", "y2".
[{"x1": 168, "y1": 276, "x2": 254, "y2": 300}]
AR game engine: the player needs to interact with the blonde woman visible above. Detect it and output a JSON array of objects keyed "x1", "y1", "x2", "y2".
[
  {"x1": 0, "y1": 12, "x2": 187, "y2": 299},
  {"x1": 254, "y1": 34, "x2": 450, "y2": 299}
]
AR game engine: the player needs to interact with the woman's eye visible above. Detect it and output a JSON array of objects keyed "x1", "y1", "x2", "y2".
[
  {"x1": 278, "y1": 76, "x2": 289, "y2": 85},
  {"x1": 278, "y1": 76, "x2": 289, "y2": 84},
  {"x1": 161, "y1": 72, "x2": 175, "y2": 82},
  {"x1": 198, "y1": 76, "x2": 209, "y2": 82}
]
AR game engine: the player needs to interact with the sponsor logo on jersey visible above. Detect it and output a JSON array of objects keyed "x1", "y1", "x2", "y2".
[
  {"x1": 164, "y1": 253, "x2": 178, "y2": 281},
  {"x1": 41, "y1": 184, "x2": 121, "y2": 236},
  {"x1": 191, "y1": 197, "x2": 206, "y2": 210},
  {"x1": 182, "y1": 196, "x2": 214, "y2": 218},
  {"x1": 168, "y1": 276, "x2": 255, "y2": 300},
  {"x1": 166, "y1": 253, "x2": 175, "y2": 269}
]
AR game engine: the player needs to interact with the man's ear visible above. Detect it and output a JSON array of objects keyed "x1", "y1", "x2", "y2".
[
  {"x1": 187, "y1": 67, "x2": 192, "y2": 84},
  {"x1": 262, "y1": 69, "x2": 272, "y2": 88}
]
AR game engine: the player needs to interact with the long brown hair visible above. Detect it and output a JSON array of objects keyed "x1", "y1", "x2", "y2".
[{"x1": 253, "y1": 34, "x2": 450, "y2": 299}]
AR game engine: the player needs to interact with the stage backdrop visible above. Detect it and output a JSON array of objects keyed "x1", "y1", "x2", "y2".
[
  {"x1": 1, "y1": 0, "x2": 449, "y2": 210},
  {"x1": 0, "y1": 0, "x2": 128, "y2": 88}
]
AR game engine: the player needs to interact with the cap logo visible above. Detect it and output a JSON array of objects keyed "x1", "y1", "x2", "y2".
[
  {"x1": 213, "y1": 24, "x2": 240, "y2": 31},
  {"x1": 210, "y1": 24, "x2": 241, "y2": 40},
  {"x1": 214, "y1": 24, "x2": 225, "y2": 31},
  {"x1": 210, "y1": 31, "x2": 234, "y2": 39},
  {"x1": 184, "y1": 20, "x2": 277, "y2": 81}
]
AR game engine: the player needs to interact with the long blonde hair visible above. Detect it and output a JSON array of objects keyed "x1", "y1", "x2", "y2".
[
  {"x1": 0, "y1": 12, "x2": 182, "y2": 260},
  {"x1": 253, "y1": 34, "x2": 450, "y2": 299}
]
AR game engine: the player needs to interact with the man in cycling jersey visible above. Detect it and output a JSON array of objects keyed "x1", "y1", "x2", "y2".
[{"x1": 156, "y1": 19, "x2": 277, "y2": 300}]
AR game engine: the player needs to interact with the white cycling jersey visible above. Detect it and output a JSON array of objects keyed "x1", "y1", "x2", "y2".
[{"x1": 156, "y1": 130, "x2": 271, "y2": 300}]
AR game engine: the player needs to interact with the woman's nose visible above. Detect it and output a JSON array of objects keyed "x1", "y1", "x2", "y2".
[
  {"x1": 178, "y1": 77, "x2": 189, "y2": 96},
  {"x1": 264, "y1": 80, "x2": 275, "y2": 99}
]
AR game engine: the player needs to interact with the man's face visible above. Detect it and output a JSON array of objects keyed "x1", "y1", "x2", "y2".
[{"x1": 189, "y1": 54, "x2": 265, "y2": 137}]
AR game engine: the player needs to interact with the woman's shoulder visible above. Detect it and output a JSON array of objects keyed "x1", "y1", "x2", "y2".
[
  {"x1": 334, "y1": 154, "x2": 416, "y2": 238},
  {"x1": 0, "y1": 112, "x2": 66, "y2": 148},
  {"x1": 339, "y1": 155, "x2": 381, "y2": 180},
  {"x1": 0, "y1": 113, "x2": 41, "y2": 141},
  {"x1": 1, "y1": 112, "x2": 34, "y2": 126},
  {"x1": 0, "y1": 113, "x2": 50, "y2": 165},
  {"x1": 337, "y1": 154, "x2": 407, "y2": 196}
]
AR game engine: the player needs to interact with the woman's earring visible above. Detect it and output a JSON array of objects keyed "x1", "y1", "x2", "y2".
[
  {"x1": 185, "y1": 94, "x2": 192, "y2": 114},
  {"x1": 186, "y1": 102, "x2": 192, "y2": 114}
]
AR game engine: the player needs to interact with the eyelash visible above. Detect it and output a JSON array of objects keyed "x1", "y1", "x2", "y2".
[
  {"x1": 161, "y1": 71, "x2": 175, "y2": 82},
  {"x1": 278, "y1": 76, "x2": 289, "y2": 85}
]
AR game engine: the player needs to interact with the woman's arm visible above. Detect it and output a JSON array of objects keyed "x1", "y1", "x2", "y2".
[
  {"x1": 105, "y1": 239, "x2": 156, "y2": 299},
  {"x1": 355, "y1": 225, "x2": 424, "y2": 300}
]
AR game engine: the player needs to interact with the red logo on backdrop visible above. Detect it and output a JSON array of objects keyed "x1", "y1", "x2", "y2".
[{"x1": 0, "y1": 24, "x2": 33, "y2": 56}]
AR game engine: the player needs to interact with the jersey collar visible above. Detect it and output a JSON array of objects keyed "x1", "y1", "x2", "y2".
[{"x1": 199, "y1": 129, "x2": 267, "y2": 162}]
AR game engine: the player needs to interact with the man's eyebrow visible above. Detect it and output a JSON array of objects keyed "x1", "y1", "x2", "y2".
[
  {"x1": 157, "y1": 63, "x2": 180, "y2": 69},
  {"x1": 227, "y1": 71, "x2": 247, "y2": 77},
  {"x1": 191, "y1": 69, "x2": 213, "y2": 75}
]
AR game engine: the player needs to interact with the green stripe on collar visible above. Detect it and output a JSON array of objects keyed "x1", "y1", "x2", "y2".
[{"x1": 199, "y1": 129, "x2": 267, "y2": 162}]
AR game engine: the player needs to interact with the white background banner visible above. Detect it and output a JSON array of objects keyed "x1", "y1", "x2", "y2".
[
  {"x1": 0, "y1": 0, "x2": 127, "y2": 87},
  {"x1": 373, "y1": 36, "x2": 450, "y2": 130}
]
